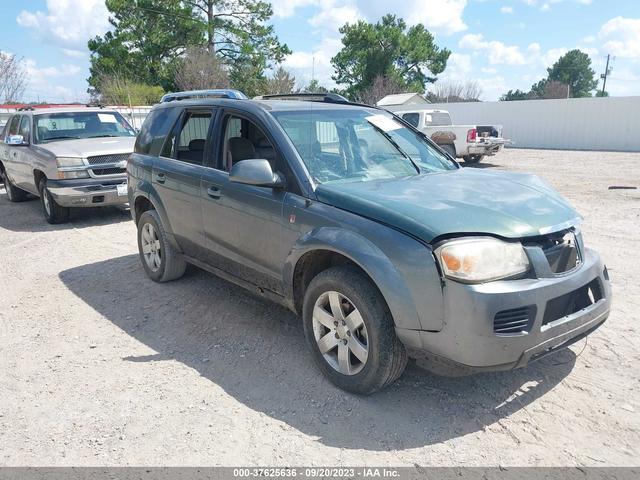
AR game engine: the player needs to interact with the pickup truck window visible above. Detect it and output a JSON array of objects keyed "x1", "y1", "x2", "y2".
[
  {"x1": 34, "y1": 111, "x2": 136, "y2": 144},
  {"x1": 7, "y1": 115, "x2": 20, "y2": 137},
  {"x1": 18, "y1": 116, "x2": 31, "y2": 142},
  {"x1": 402, "y1": 113, "x2": 420, "y2": 128},
  {"x1": 425, "y1": 112, "x2": 452, "y2": 126},
  {"x1": 272, "y1": 109, "x2": 455, "y2": 184}
]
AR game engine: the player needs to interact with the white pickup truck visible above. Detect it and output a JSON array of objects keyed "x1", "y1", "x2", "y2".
[
  {"x1": 0, "y1": 107, "x2": 136, "y2": 223},
  {"x1": 388, "y1": 108, "x2": 509, "y2": 164}
]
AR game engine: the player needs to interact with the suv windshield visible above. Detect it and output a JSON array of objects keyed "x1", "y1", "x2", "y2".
[
  {"x1": 272, "y1": 108, "x2": 455, "y2": 184},
  {"x1": 34, "y1": 111, "x2": 137, "y2": 144}
]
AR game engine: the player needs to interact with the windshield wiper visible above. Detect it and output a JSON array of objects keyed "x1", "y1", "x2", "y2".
[
  {"x1": 87, "y1": 134, "x2": 122, "y2": 138},
  {"x1": 367, "y1": 123, "x2": 421, "y2": 174}
]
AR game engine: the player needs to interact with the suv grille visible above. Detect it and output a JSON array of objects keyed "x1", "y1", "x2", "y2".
[
  {"x1": 525, "y1": 229, "x2": 581, "y2": 274},
  {"x1": 494, "y1": 306, "x2": 536, "y2": 335},
  {"x1": 87, "y1": 154, "x2": 128, "y2": 176},
  {"x1": 543, "y1": 278, "x2": 603, "y2": 326}
]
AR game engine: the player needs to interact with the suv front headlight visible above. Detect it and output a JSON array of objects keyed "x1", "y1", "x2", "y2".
[
  {"x1": 435, "y1": 237, "x2": 529, "y2": 283},
  {"x1": 56, "y1": 157, "x2": 85, "y2": 168}
]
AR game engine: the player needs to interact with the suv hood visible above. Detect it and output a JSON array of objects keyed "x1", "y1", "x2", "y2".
[
  {"x1": 38, "y1": 137, "x2": 136, "y2": 158},
  {"x1": 315, "y1": 168, "x2": 580, "y2": 243}
]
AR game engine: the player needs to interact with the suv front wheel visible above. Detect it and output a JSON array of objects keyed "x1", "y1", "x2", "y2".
[
  {"x1": 137, "y1": 210, "x2": 186, "y2": 282},
  {"x1": 302, "y1": 266, "x2": 407, "y2": 394}
]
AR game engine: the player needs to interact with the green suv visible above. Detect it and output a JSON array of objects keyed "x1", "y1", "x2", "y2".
[{"x1": 128, "y1": 90, "x2": 611, "y2": 394}]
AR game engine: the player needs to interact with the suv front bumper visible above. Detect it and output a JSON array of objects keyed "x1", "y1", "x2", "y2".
[
  {"x1": 397, "y1": 247, "x2": 611, "y2": 371},
  {"x1": 47, "y1": 178, "x2": 128, "y2": 208}
]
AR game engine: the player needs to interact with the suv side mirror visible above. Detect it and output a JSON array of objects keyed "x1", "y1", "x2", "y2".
[
  {"x1": 229, "y1": 159, "x2": 284, "y2": 188},
  {"x1": 7, "y1": 135, "x2": 27, "y2": 146}
]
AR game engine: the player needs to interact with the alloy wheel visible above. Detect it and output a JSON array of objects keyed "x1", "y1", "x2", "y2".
[
  {"x1": 312, "y1": 291, "x2": 369, "y2": 375},
  {"x1": 141, "y1": 222, "x2": 162, "y2": 272}
]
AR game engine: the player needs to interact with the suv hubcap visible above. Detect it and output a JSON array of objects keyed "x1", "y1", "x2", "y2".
[
  {"x1": 312, "y1": 291, "x2": 369, "y2": 375},
  {"x1": 141, "y1": 223, "x2": 162, "y2": 271}
]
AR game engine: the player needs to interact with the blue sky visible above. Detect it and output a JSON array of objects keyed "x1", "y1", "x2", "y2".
[{"x1": 1, "y1": 0, "x2": 639, "y2": 102}]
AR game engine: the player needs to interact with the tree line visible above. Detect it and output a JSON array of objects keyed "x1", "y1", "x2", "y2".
[{"x1": 87, "y1": 0, "x2": 451, "y2": 105}]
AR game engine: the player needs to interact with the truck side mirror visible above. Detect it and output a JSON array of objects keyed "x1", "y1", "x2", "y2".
[{"x1": 7, "y1": 135, "x2": 28, "y2": 146}]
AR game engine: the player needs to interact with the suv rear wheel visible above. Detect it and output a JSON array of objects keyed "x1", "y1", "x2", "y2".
[
  {"x1": 2, "y1": 170, "x2": 28, "y2": 202},
  {"x1": 39, "y1": 179, "x2": 70, "y2": 224},
  {"x1": 302, "y1": 266, "x2": 407, "y2": 394},
  {"x1": 137, "y1": 210, "x2": 186, "y2": 282}
]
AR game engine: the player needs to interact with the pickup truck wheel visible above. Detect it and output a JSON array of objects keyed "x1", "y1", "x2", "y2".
[
  {"x1": 38, "y1": 179, "x2": 70, "y2": 224},
  {"x1": 137, "y1": 210, "x2": 186, "y2": 282},
  {"x1": 302, "y1": 266, "x2": 407, "y2": 395},
  {"x1": 463, "y1": 154, "x2": 483, "y2": 164},
  {"x1": 2, "y1": 171, "x2": 28, "y2": 202},
  {"x1": 441, "y1": 144, "x2": 456, "y2": 159}
]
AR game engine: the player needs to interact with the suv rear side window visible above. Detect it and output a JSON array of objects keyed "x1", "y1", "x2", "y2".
[{"x1": 135, "y1": 107, "x2": 179, "y2": 156}]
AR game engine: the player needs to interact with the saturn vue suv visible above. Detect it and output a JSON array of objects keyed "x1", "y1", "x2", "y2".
[{"x1": 127, "y1": 90, "x2": 611, "y2": 394}]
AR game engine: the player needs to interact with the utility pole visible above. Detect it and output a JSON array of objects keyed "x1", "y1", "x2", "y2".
[{"x1": 601, "y1": 54, "x2": 611, "y2": 95}]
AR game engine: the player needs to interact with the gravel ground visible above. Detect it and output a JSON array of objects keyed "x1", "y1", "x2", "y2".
[{"x1": 0, "y1": 148, "x2": 638, "y2": 467}]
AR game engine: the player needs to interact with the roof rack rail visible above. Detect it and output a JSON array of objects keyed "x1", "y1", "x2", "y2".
[
  {"x1": 254, "y1": 93, "x2": 350, "y2": 104},
  {"x1": 161, "y1": 89, "x2": 248, "y2": 103}
]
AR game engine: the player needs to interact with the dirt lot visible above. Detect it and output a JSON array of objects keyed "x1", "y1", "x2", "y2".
[{"x1": 0, "y1": 149, "x2": 639, "y2": 467}]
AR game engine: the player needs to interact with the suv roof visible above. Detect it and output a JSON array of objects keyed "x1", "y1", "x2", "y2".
[{"x1": 153, "y1": 97, "x2": 377, "y2": 114}]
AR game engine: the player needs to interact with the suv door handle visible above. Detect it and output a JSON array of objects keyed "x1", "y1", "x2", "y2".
[
  {"x1": 156, "y1": 172, "x2": 166, "y2": 184},
  {"x1": 206, "y1": 186, "x2": 222, "y2": 199}
]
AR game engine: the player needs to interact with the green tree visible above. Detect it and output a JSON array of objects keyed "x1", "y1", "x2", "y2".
[
  {"x1": 331, "y1": 14, "x2": 450, "y2": 100},
  {"x1": 596, "y1": 90, "x2": 609, "y2": 97},
  {"x1": 88, "y1": 0, "x2": 290, "y2": 96},
  {"x1": 546, "y1": 49, "x2": 597, "y2": 98},
  {"x1": 88, "y1": 0, "x2": 203, "y2": 92},
  {"x1": 500, "y1": 89, "x2": 531, "y2": 101},
  {"x1": 300, "y1": 79, "x2": 329, "y2": 93},
  {"x1": 229, "y1": 56, "x2": 268, "y2": 98},
  {"x1": 264, "y1": 67, "x2": 296, "y2": 95},
  {"x1": 184, "y1": 0, "x2": 290, "y2": 65}
]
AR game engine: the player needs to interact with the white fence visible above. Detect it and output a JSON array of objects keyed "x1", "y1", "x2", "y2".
[
  {"x1": 421, "y1": 96, "x2": 640, "y2": 152},
  {"x1": 4, "y1": 97, "x2": 640, "y2": 152}
]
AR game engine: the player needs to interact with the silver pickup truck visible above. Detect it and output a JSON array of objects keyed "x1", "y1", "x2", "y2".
[{"x1": 0, "y1": 107, "x2": 136, "y2": 223}]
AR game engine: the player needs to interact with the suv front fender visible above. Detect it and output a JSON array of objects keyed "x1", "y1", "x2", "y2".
[{"x1": 283, "y1": 227, "x2": 444, "y2": 333}]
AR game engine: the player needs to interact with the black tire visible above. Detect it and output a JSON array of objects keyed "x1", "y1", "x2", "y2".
[
  {"x1": 2, "y1": 170, "x2": 28, "y2": 202},
  {"x1": 137, "y1": 210, "x2": 186, "y2": 282},
  {"x1": 39, "y1": 179, "x2": 70, "y2": 224},
  {"x1": 463, "y1": 154, "x2": 483, "y2": 164},
  {"x1": 302, "y1": 266, "x2": 407, "y2": 395},
  {"x1": 440, "y1": 144, "x2": 456, "y2": 159}
]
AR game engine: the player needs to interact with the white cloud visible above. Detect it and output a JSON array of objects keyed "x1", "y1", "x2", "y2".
[
  {"x1": 20, "y1": 58, "x2": 85, "y2": 102},
  {"x1": 598, "y1": 17, "x2": 640, "y2": 58},
  {"x1": 500, "y1": 6, "x2": 514, "y2": 14},
  {"x1": 17, "y1": 0, "x2": 109, "y2": 51},
  {"x1": 459, "y1": 34, "x2": 527, "y2": 65},
  {"x1": 309, "y1": 3, "x2": 363, "y2": 32},
  {"x1": 404, "y1": 0, "x2": 468, "y2": 35}
]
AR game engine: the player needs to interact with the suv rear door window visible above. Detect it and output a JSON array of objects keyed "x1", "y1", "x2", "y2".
[{"x1": 166, "y1": 110, "x2": 212, "y2": 166}]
